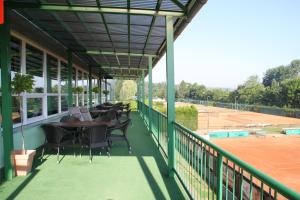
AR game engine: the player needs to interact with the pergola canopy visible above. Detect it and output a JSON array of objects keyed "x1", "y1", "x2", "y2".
[{"x1": 6, "y1": 0, "x2": 207, "y2": 79}]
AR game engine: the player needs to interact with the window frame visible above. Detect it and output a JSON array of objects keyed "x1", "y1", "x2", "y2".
[{"x1": 9, "y1": 31, "x2": 91, "y2": 128}]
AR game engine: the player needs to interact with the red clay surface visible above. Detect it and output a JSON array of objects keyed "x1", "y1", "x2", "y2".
[
  {"x1": 175, "y1": 102, "x2": 300, "y2": 134},
  {"x1": 212, "y1": 136, "x2": 300, "y2": 193}
]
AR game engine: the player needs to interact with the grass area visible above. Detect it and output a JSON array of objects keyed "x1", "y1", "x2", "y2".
[
  {"x1": 153, "y1": 102, "x2": 198, "y2": 131},
  {"x1": 0, "y1": 112, "x2": 186, "y2": 200},
  {"x1": 262, "y1": 127, "x2": 283, "y2": 134}
]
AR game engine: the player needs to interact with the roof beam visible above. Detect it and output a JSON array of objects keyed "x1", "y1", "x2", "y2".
[
  {"x1": 85, "y1": 51, "x2": 157, "y2": 57},
  {"x1": 138, "y1": 0, "x2": 163, "y2": 68},
  {"x1": 170, "y1": 0, "x2": 187, "y2": 12},
  {"x1": 100, "y1": 66, "x2": 147, "y2": 71},
  {"x1": 7, "y1": 3, "x2": 184, "y2": 17},
  {"x1": 127, "y1": 0, "x2": 131, "y2": 68}
]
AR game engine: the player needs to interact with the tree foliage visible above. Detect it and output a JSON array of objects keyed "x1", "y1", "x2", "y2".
[
  {"x1": 11, "y1": 73, "x2": 34, "y2": 94},
  {"x1": 161, "y1": 59, "x2": 299, "y2": 109},
  {"x1": 119, "y1": 80, "x2": 137, "y2": 100}
]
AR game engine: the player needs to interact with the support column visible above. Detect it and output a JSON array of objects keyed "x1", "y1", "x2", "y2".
[
  {"x1": 99, "y1": 77, "x2": 102, "y2": 104},
  {"x1": 105, "y1": 79, "x2": 108, "y2": 102},
  {"x1": 166, "y1": 15, "x2": 175, "y2": 177},
  {"x1": 67, "y1": 50, "x2": 73, "y2": 107},
  {"x1": 88, "y1": 66, "x2": 92, "y2": 108},
  {"x1": 0, "y1": 8, "x2": 14, "y2": 180},
  {"x1": 141, "y1": 71, "x2": 145, "y2": 104},
  {"x1": 148, "y1": 57, "x2": 153, "y2": 133}
]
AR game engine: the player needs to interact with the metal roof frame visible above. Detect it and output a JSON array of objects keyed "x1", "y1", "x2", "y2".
[{"x1": 7, "y1": 0, "x2": 207, "y2": 79}]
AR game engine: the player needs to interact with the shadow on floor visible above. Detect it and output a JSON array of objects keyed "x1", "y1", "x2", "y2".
[{"x1": 5, "y1": 169, "x2": 40, "y2": 200}]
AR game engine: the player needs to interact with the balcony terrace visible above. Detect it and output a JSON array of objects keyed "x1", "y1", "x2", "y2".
[
  {"x1": 0, "y1": 112, "x2": 186, "y2": 200},
  {"x1": 0, "y1": 1, "x2": 300, "y2": 200}
]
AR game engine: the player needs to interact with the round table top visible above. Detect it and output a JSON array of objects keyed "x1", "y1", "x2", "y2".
[
  {"x1": 90, "y1": 109, "x2": 123, "y2": 113},
  {"x1": 51, "y1": 120, "x2": 112, "y2": 128}
]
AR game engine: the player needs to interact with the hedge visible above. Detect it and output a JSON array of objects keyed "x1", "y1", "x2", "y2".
[{"x1": 153, "y1": 103, "x2": 198, "y2": 131}]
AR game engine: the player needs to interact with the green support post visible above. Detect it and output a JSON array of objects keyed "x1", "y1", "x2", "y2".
[
  {"x1": 88, "y1": 66, "x2": 92, "y2": 108},
  {"x1": 148, "y1": 57, "x2": 153, "y2": 133},
  {"x1": 0, "y1": 8, "x2": 14, "y2": 180},
  {"x1": 67, "y1": 50, "x2": 73, "y2": 107},
  {"x1": 99, "y1": 77, "x2": 102, "y2": 104},
  {"x1": 217, "y1": 154, "x2": 223, "y2": 200},
  {"x1": 141, "y1": 71, "x2": 145, "y2": 104},
  {"x1": 166, "y1": 15, "x2": 175, "y2": 177}
]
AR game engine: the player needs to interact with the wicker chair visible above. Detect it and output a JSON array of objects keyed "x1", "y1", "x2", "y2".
[
  {"x1": 41, "y1": 124, "x2": 75, "y2": 163},
  {"x1": 80, "y1": 125, "x2": 109, "y2": 162},
  {"x1": 109, "y1": 119, "x2": 132, "y2": 153}
]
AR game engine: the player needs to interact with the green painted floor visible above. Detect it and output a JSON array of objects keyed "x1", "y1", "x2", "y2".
[{"x1": 0, "y1": 112, "x2": 187, "y2": 200}]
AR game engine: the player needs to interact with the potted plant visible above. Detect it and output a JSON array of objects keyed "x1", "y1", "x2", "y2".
[
  {"x1": 72, "y1": 86, "x2": 84, "y2": 94},
  {"x1": 11, "y1": 73, "x2": 36, "y2": 176},
  {"x1": 102, "y1": 90, "x2": 109, "y2": 96},
  {"x1": 92, "y1": 86, "x2": 100, "y2": 94}
]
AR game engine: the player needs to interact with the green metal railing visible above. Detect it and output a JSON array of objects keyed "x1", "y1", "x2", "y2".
[
  {"x1": 138, "y1": 101, "x2": 168, "y2": 156},
  {"x1": 137, "y1": 101, "x2": 300, "y2": 200}
]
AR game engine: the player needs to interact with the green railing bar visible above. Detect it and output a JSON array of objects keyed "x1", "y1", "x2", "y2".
[
  {"x1": 233, "y1": 163, "x2": 236, "y2": 199},
  {"x1": 260, "y1": 182, "x2": 264, "y2": 200},
  {"x1": 216, "y1": 154, "x2": 223, "y2": 200},
  {"x1": 240, "y1": 169, "x2": 244, "y2": 200},
  {"x1": 173, "y1": 169, "x2": 194, "y2": 200},
  {"x1": 208, "y1": 147, "x2": 211, "y2": 199},
  {"x1": 173, "y1": 121, "x2": 300, "y2": 200},
  {"x1": 225, "y1": 159, "x2": 229, "y2": 200},
  {"x1": 250, "y1": 175, "x2": 253, "y2": 200}
]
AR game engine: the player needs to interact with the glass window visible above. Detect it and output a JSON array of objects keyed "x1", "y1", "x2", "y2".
[
  {"x1": 11, "y1": 37, "x2": 22, "y2": 124},
  {"x1": 47, "y1": 96, "x2": 58, "y2": 115},
  {"x1": 61, "y1": 61, "x2": 68, "y2": 94},
  {"x1": 72, "y1": 67, "x2": 76, "y2": 87},
  {"x1": 47, "y1": 54, "x2": 58, "y2": 93},
  {"x1": 78, "y1": 71, "x2": 83, "y2": 106},
  {"x1": 83, "y1": 73, "x2": 88, "y2": 106},
  {"x1": 26, "y1": 44, "x2": 44, "y2": 93},
  {"x1": 61, "y1": 95, "x2": 68, "y2": 111},
  {"x1": 11, "y1": 36, "x2": 21, "y2": 78},
  {"x1": 47, "y1": 54, "x2": 59, "y2": 115},
  {"x1": 27, "y1": 98, "x2": 43, "y2": 119}
]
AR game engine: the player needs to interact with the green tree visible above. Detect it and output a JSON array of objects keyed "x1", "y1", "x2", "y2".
[
  {"x1": 119, "y1": 80, "x2": 137, "y2": 100},
  {"x1": 263, "y1": 60, "x2": 300, "y2": 87},
  {"x1": 281, "y1": 78, "x2": 300, "y2": 108},
  {"x1": 177, "y1": 81, "x2": 190, "y2": 98},
  {"x1": 238, "y1": 75, "x2": 265, "y2": 104},
  {"x1": 114, "y1": 80, "x2": 124, "y2": 100}
]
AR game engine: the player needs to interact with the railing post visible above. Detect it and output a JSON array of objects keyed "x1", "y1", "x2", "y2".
[
  {"x1": 217, "y1": 154, "x2": 223, "y2": 200},
  {"x1": 0, "y1": 7, "x2": 14, "y2": 181},
  {"x1": 67, "y1": 50, "x2": 73, "y2": 107},
  {"x1": 148, "y1": 56, "x2": 153, "y2": 133},
  {"x1": 88, "y1": 65, "x2": 92, "y2": 108},
  {"x1": 166, "y1": 15, "x2": 175, "y2": 177}
]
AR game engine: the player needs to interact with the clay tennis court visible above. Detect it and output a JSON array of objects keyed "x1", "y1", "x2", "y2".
[
  {"x1": 176, "y1": 102, "x2": 300, "y2": 134},
  {"x1": 176, "y1": 102, "x2": 300, "y2": 195},
  {"x1": 213, "y1": 136, "x2": 300, "y2": 193}
]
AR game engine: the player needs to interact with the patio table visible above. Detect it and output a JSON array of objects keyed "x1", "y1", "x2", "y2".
[{"x1": 50, "y1": 120, "x2": 113, "y2": 128}]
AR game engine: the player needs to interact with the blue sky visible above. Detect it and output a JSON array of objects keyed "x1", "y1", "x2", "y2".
[{"x1": 150, "y1": 0, "x2": 300, "y2": 89}]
